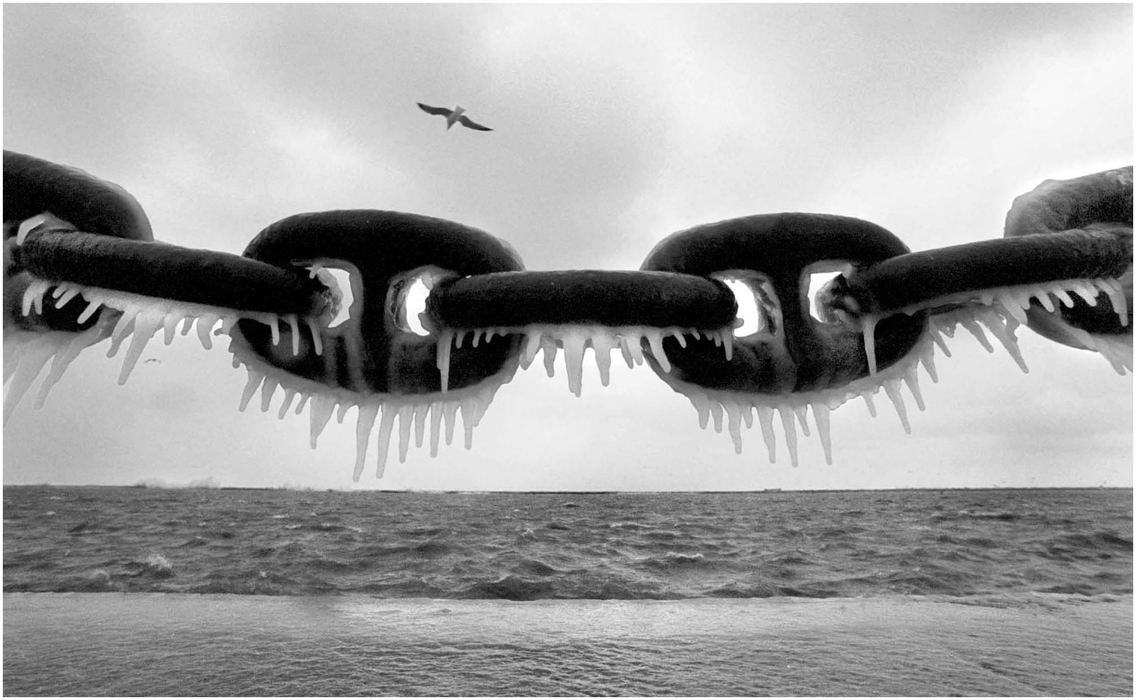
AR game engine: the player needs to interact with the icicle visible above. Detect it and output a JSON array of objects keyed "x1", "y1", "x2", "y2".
[
  {"x1": 374, "y1": 406, "x2": 397, "y2": 478},
  {"x1": 1033, "y1": 288, "x2": 1056, "y2": 312},
  {"x1": 1070, "y1": 281, "x2": 1099, "y2": 306},
  {"x1": 413, "y1": 403, "x2": 430, "y2": 448},
  {"x1": 690, "y1": 392, "x2": 711, "y2": 429},
  {"x1": 709, "y1": 401, "x2": 724, "y2": 433},
  {"x1": 521, "y1": 330, "x2": 543, "y2": 369},
  {"x1": 958, "y1": 316, "x2": 994, "y2": 354},
  {"x1": 429, "y1": 401, "x2": 444, "y2": 457},
  {"x1": 268, "y1": 316, "x2": 281, "y2": 346},
  {"x1": 861, "y1": 314, "x2": 879, "y2": 375},
  {"x1": 459, "y1": 396, "x2": 479, "y2": 449},
  {"x1": 397, "y1": 405, "x2": 414, "y2": 462},
  {"x1": 736, "y1": 402, "x2": 754, "y2": 429},
  {"x1": 285, "y1": 315, "x2": 301, "y2": 355},
  {"x1": 77, "y1": 299, "x2": 103, "y2": 325},
  {"x1": 779, "y1": 406, "x2": 799, "y2": 467},
  {"x1": 353, "y1": 404, "x2": 379, "y2": 481},
  {"x1": 645, "y1": 329, "x2": 669, "y2": 373},
  {"x1": 918, "y1": 342, "x2": 939, "y2": 384},
  {"x1": 238, "y1": 369, "x2": 264, "y2": 412},
  {"x1": 21, "y1": 279, "x2": 50, "y2": 317},
  {"x1": 196, "y1": 314, "x2": 219, "y2": 350},
  {"x1": 1012, "y1": 289, "x2": 1037, "y2": 317},
  {"x1": 883, "y1": 380, "x2": 911, "y2": 434},
  {"x1": 794, "y1": 405, "x2": 810, "y2": 436},
  {"x1": 722, "y1": 330, "x2": 734, "y2": 362},
  {"x1": 813, "y1": 403, "x2": 833, "y2": 464},
  {"x1": 435, "y1": 330, "x2": 453, "y2": 393},
  {"x1": 859, "y1": 388, "x2": 878, "y2": 417},
  {"x1": 1100, "y1": 278, "x2": 1129, "y2": 326},
  {"x1": 33, "y1": 330, "x2": 100, "y2": 409},
  {"x1": 621, "y1": 333, "x2": 645, "y2": 367},
  {"x1": 277, "y1": 389, "x2": 297, "y2": 419},
  {"x1": 927, "y1": 322, "x2": 953, "y2": 357},
  {"x1": 260, "y1": 376, "x2": 280, "y2": 413},
  {"x1": 305, "y1": 316, "x2": 324, "y2": 356},
  {"x1": 4, "y1": 340, "x2": 58, "y2": 423},
  {"x1": 118, "y1": 313, "x2": 163, "y2": 384},
  {"x1": 902, "y1": 364, "x2": 925, "y2": 412},
  {"x1": 105, "y1": 312, "x2": 136, "y2": 358},
  {"x1": 309, "y1": 394, "x2": 337, "y2": 448},
  {"x1": 541, "y1": 337, "x2": 559, "y2": 377},
  {"x1": 161, "y1": 313, "x2": 181, "y2": 345},
  {"x1": 436, "y1": 399, "x2": 457, "y2": 447},
  {"x1": 725, "y1": 400, "x2": 744, "y2": 454},
  {"x1": 54, "y1": 285, "x2": 82, "y2": 308},
  {"x1": 978, "y1": 309, "x2": 1028, "y2": 373},
  {"x1": 755, "y1": 405, "x2": 776, "y2": 463},
  {"x1": 562, "y1": 330, "x2": 588, "y2": 397},
  {"x1": 336, "y1": 402, "x2": 350, "y2": 423},
  {"x1": 1051, "y1": 287, "x2": 1075, "y2": 308},
  {"x1": 591, "y1": 333, "x2": 615, "y2": 387},
  {"x1": 993, "y1": 292, "x2": 1026, "y2": 325},
  {"x1": 618, "y1": 336, "x2": 636, "y2": 368}
]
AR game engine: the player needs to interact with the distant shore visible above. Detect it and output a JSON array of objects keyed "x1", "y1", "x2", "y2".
[{"x1": 5, "y1": 482, "x2": 1133, "y2": 494}]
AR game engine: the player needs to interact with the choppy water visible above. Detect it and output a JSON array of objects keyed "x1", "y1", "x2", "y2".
[{"x1": 4, "y1": 486, "x2": 1131, "y2": 599}]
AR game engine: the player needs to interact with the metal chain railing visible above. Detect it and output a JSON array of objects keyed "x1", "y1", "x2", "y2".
[{"x1": 4, "y1": 150, "x2": 1131, "y2": 478}]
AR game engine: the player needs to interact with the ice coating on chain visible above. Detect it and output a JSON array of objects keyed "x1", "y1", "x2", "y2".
[
  {"x1": 228, "y1": 330, "x2": 518, "y2": 480},
  {"x1": 859, "y1": 277, "x2": 1130, "y2": 377},
  {"x1": 4, "y1": 274, "x2": 318, "y2": 423},
  {"x1": 436, "y1": 323, "x2": 735, "y2": 396},
  {"x1": 670, "y1": 333, "x2": 937, "y2": 466}
]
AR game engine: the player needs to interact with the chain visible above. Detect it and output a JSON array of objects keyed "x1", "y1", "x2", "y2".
[{"x1": 4, "y1": 151, "x2": 1132, "y2": 478}]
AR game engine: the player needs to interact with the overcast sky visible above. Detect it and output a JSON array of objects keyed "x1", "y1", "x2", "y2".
[{"x1": 3, "y1": 3, "x2": 1132, "y2": 491}]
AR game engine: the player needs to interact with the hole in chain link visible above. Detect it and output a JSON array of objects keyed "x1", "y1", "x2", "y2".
[
  {"x1": 388, "y1": 266, "x2": 457, "y2": 338},
  {"x1": 712, "y1": 272, "x2": 778, "y2": 338},
  {"x1": 301, "y1": 261, "x2": 358, "y2": 330},
  {"x1": 805, "y1": 262, "x2": 857, "y2": 325},
  {"x1": 399, "y1": 277, "x2": 431, "y2": 336}
]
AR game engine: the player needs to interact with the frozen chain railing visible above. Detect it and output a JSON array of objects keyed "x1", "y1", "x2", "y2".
[{"x1": 3, "y1": 150, "x2": 1131, "y2": 478}]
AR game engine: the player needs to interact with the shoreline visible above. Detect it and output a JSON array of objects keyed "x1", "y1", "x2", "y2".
[{"x1": 5, "y1": 592, "x2": 1131, "y2": 696}]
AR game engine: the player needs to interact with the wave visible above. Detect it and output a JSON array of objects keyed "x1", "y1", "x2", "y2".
[{"x1": 3, "y1": 486, "x2": 1130, "y2": 600}]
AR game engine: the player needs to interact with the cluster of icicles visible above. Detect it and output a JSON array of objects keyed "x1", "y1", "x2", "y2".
[
  {"x1": 678, "y1": 273, "x2": 1130, "y2": 469},
  {"x1": 227, "y1": 335, "x2": 515, "y2": 481},
  {"x1": 4, "y1": 279, "x2": 291, "y2": 419},
  {"x1": 435, "y1": 323, "x2": 737, "y2": 396},
  {"x1": 3, "y1": 260, "x2": 1130, "y2": 478}
]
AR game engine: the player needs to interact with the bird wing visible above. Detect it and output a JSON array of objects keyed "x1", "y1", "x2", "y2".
[
  {"x1": 417, "y1": 103, "x2": 452, "y2": 116},
  {"x1": 458, "y1": 115, "x2": 493, "y2": 131}
]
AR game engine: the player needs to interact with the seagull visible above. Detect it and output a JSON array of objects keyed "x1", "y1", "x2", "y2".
[{"x1": 417, "y1": 103, "x2": 493, "y2": 132}]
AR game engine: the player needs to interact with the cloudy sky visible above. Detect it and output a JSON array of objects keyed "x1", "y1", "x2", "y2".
[{"x1": 4, "y1": 3, "x2": 1132, "y2": 491}]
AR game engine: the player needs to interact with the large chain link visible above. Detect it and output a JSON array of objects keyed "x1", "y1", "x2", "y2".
[{"x1": 4, "y1": 151, "x2": 1131, "y2": 477}]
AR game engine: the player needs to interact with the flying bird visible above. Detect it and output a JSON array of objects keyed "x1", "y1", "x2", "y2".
[{"x1": 417, "y1": 103, "x2": 493, "y2": 132}]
